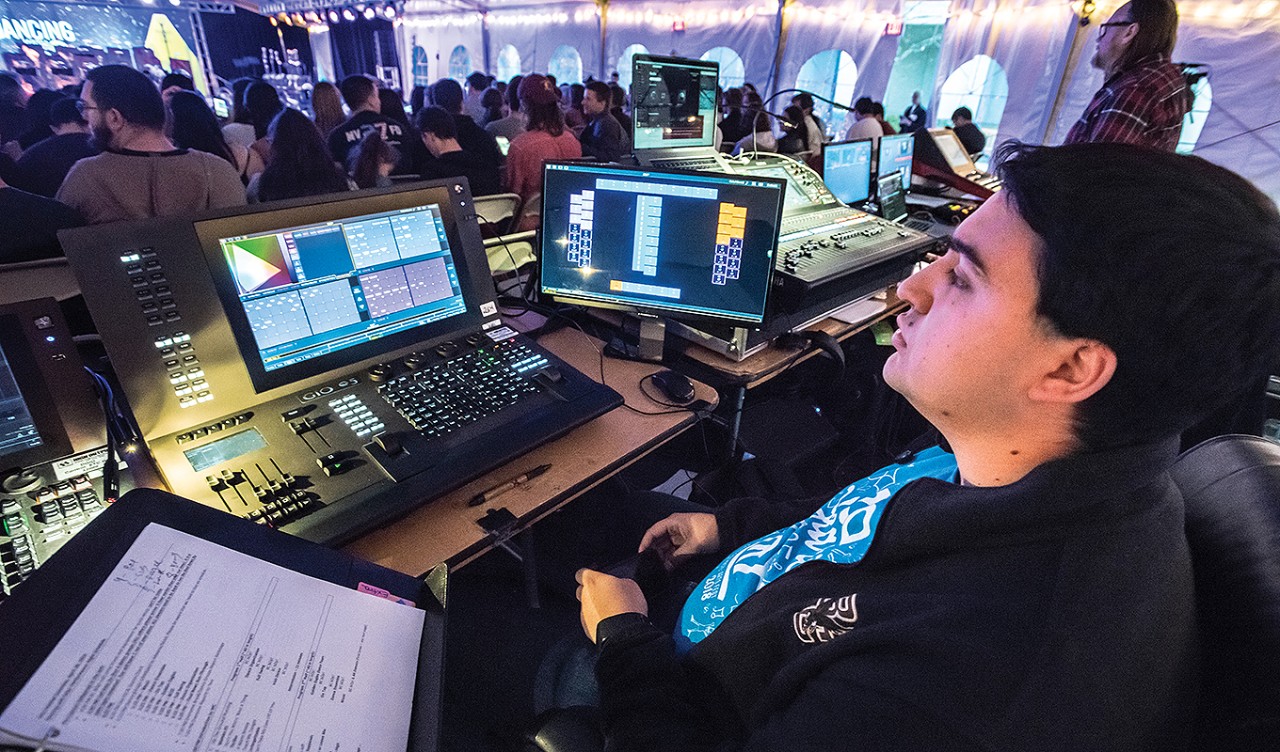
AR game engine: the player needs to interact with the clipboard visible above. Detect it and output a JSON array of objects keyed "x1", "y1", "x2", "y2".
[{"x1": 0, "y1": 488, "x2": 446, "y2": 752}]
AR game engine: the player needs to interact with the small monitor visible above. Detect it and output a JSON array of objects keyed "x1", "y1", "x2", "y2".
[
  {"x1": 211, "y1": 97, "x2": 230, "y2": 119},
  {"x1": 822, "y1": 139, "x2": 874, "y2": 205},
  {"x1": 495, "y1": 135, "x2": 511, "y2": 156},
  {"x1": 877, "y1": 133, "x2": 914, "y2": 192},
  {"x1": 929, "y1": 128, "x2": 979, "y2": 174},
  {"x1": 629, "y1": 55, "x2": 720, "y2": 151},
  {"x1": 540, "y1": 162, "x2": 785, "y2": 325},
  {"x1": 876, "y1": 176, "x2": 908, "y2": 223}
]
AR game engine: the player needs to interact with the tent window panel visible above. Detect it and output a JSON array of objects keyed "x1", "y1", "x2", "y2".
[{"x1": 796, "y1": 50, "x2": 858, "y2": 138}]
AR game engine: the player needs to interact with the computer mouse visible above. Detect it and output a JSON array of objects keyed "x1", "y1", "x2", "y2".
[{"x1": 651, "y1": 369, "x2": 695, "y2": 404}]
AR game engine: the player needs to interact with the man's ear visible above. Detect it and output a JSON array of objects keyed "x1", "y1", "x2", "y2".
[
  {"x1": 103, "y1": 108, "x2": 126, "y2": 132},
  {"x1": 1030, "y1": 339, "x2": 1117, "y2": 405}
]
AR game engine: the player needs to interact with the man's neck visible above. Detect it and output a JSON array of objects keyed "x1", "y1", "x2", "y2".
[
  {"x1": 435, "y1": 139, "x2": 462, "y2": 155},
  {"x1": 112, "y1": 128, "x2": 176, "y2": 153},
  {"x1": 353, "y1": 104, "x2": 379, "y2": 116},
  {"x1": 944, "y1": 424, "x2": 1078, "y2": 487}
]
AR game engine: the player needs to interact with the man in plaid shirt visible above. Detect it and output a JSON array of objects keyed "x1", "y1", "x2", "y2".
[{"x1": 1065, "y1": 0, "x2": 1190, "y2": 151}]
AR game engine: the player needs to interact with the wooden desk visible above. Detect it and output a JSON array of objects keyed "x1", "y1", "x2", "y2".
[{"x1": 342, "y1": 326, "x2": 716, "y2": 577}]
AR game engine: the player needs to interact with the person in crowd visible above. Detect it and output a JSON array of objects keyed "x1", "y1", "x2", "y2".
[
  {"x1": 244, "y1": 80, "x2": 283, "y2": 163},
  {"x1": 546, "y1": 73, "x2": 558, "y2": 89},
  {"x1": 417, "y1": 105, "x2": 499, "y2": 197},
  {"x1": 16, "y1": 89, "x2": 66, "y2": 151},
  {"x1": 13, "y1": 97, "x2": 97, "y2": 198},
  {"x1": 329, "y1": 74, "x2": 420, "y2": 174},
  {"x1": 573, "y1": 141, "x2": 1280, "y2": 750},
  {"x1": 1065, "y1": 0, "x2": 1188, "y2": 151},
  {"x1": 379, "y1": 88, "x2": 411, "y2": 126},
  {"x1": 348, "y1": 130, "x2": 399, "y2": 189},
  {"x1": 0, "y1": 171, "x2": 83, "y2": 263},
  {"x1": 0, "y1": 72, "x2": 26, "y2": 151},
  {"x1": 718, "y1": 87, "x2": 751, "y2": 150},
  {"x1": 486, "y1": 76, "x2": 526, "y2": 143},
  {"x1": 480, "y1": 88, "x2": 505, "y2": 126},
  {"x1": 950, "y1": 107, "x2": 987, "y2": 156},
  {"x1": 732, "y1": 110, "x2": 776, "y2": 155},
  {"x1": 579, "y1": 81, "x2": 628, "y2": 162},
  {"x1": 608, "y1": 83, "x2": 632, "y2": 138},
  {"x1": 159, "y1": 72, "x2": 195, "y2": 101},
  {"x1": 742, "y1": 82, "x2": 758, "y2": 97},
  {"x1": 221, "y1": 78, "x2": 257, "y2": 149},
  {"x1": 899, "y1": 90, "x2": 928, "y2": 133},
  {"x1": 790, "y1": 92, "x2": 825, "y2": 151},
  {"x1": 463, "y1": 72, "x2": 489, "y2": 122},
  {"x1": 844, "y1": 96, "x2": 882, "y2": 141},
  {"x1": 249, "y1": 108, "x2": 351, "y2": 203},
  {"x1": 57, "y1": 65, "x2": 244, "y2": 225},
  {"x1": 311, "y1": 81, "x2": 346, "y2": 137},
  {"x1": 873, "y1": 102, "x2": 897, "y2": 135},
  {"x1": 428, "y1": 77, "x2": 502, "y2": 172},
  {"x1": 409, "y1": 85, "x2": 427, "y2": 116},
  {"x1": 565, "y1": 84, "x2": 587, "y2": 130},
  {"x1": 168, "y1": 90, "x2": 262, "y2": 183},
  {"x1": 504, "y1": 73, "x2": 581, "y2": 213},
  {"x1": 776, "y1": 105, "x2": 809, "y2": 156}
]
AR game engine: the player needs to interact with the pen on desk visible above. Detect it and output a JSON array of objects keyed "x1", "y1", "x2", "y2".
[{"x1": 468, "y1": 464, "x2": 552, "y2": 506}]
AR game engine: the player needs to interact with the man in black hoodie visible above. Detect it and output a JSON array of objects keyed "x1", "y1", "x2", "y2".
[{"x1": 575, "y1": 142, "x2": 1280, "y2": 750}]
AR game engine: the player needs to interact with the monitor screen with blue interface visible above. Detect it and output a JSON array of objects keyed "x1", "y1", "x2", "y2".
[
  {"x1": 630, "y1": 55, "x2": 719, "y2": 151},
  {"x1": 540, "y1": 163, "x2": 785, "y2": 324},
  {"x1": 0, "y1": 342, "x2": 43, "y2": 461},
  {"x1": 216, "y1": 203, "x2": 467, "y2": 373},
  {"x1": 877, "y1": 133, "x2": 914, "y2": 191},
  {"x1": 823, "y1": 139, "x2": 874, "y2": 205}
]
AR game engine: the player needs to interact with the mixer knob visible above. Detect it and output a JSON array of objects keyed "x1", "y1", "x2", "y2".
[{"x1": 367, "y1": 363, "x2": 394, "y2": 382}]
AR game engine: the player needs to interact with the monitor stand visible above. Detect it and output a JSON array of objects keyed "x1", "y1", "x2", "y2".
[{"x1": 604, "y1": 313, "x2": 666, "y2": 363}]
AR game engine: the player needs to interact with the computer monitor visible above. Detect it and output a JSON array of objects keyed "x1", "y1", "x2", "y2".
[
  {"x1": 822, "y1": 139, "x2": 874, "y2": 206},
  {"x1": 877, "y1": 133, "x2": 914, "y2": 192},
  {"x1": 539, "y1": 162, "x2": 786, "y2": 325},
  {"x1": 929, "y1": 128, "x2": 979, "y2": 175},
  {"x1": 211, "y1": 97, "x2": 230, "y2": 119},
  {"x1": 876, "y1": 176, "x2": 908, "y2": 223},
  {"x1": 629, "y1": 55, "x2": 720, "y2": 151},
  {"x1": 194, "y1": 194, "x2": 476, "y2": 393}
]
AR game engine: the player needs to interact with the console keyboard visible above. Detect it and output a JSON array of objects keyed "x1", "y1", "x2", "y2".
[{"x1": 651, "y1": 156, "x2": 724, "y2": 172}]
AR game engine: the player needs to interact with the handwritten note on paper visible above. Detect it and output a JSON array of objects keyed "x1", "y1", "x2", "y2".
[{"x1": 0, "y1": 523, "x2": 425, "y2": 752}]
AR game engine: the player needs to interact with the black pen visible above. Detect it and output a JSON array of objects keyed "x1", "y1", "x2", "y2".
[{"x1": 468, "y1": 464, "x2": 552, "y2": 506}]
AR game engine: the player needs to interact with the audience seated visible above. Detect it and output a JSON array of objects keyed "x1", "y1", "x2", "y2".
[
  {"x1": 790, "y1": 92, "x2": 826, "y2": 152},
  {"x1": 0, "y1": 72, "x2": 26, "y2": 154},
  {"x1": 330, "y1": 75, "x2": 422, "y2": 176},
  {"x1": 249, "y1": 108, "x2": 352, "y2": 203},
  {"x1": 951, "y1": 107, "x2": 987, "y2": 156},
  {"x1": 0, "y1": 172, "x2": 82, "y2": 263},
  {"x1": 718, "y1": 87, "x2": 751, "y2": 151},
  {"x1": 427, "y1": 77, "x2": 503, "y2": 174},
  {"x1": 168, "y1": 90, "x2": 262, "y2": 184},
  {"x1": 13, "y1": 98, "x2": 97, "y2": 198},
  {"x1": 416, "y1": 105, "x2": 500, "y2": 196},
  {"x1": 578, "y1": 82, "x2": 628, "y2": 162},
  {"x1": 311, "y1": 80, "x2": 347, "y2": 139},
  {"x1": 480, "y1": 88, "x2": 505, "y2": 126},
  {"x1": 732, "y1": 110, "x2": 777, "y2": 155},
  {"x1": 244, "y1": 80, "x2": 284, "y2": 164},
  {"x1": 873, "y1": 101, "x2": 897, "y2": 135},
  {"x1": 378, "y1": 88, "x2": 411, "y2": 127},
  {"x1": 776, "y1": 105, "x2": 810, "y2": 155},
  {"x1": 347, "y1": 129, "x2": 398, "y2": 189},
  {"x1": 57, "y1": 65, "x2": 244, "y2": 225},
  {"x1": 608, "y1": 83, "x2": 632, "y2": 139},
  {"x1": 486, "y1": 75, "x2": 527, "y2": 143},
  {"x1": 504, "y1": 74, "x2": 581, "y2": 214},
  {"x1": 15, "y1": 89, "x2": 66, "y2": 151},
  {"x1": 221, "y1": 78, "x2": 258, "y2": 150},
  {"x1": 845, "y1": 96, "x2": 883, "y2": 141},
  {"x1": 463, "y1": 71, "x2": 489, "y2": 123}
]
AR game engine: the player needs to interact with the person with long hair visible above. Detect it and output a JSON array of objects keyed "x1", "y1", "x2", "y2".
[
  {"x1": 776, "y1": 104, "x2": 809, "y2": 156},
  {"x1": 347, "y1": 129, "x2": 398, "y2": 189},
  {"x1": 244, "y1": 80, "x2": 283, "y2": 163},
  {"x1": 222, "y1": 78, "x2": 256, "y2": 148},
  {"x1": 311, "y1": 81, "x2": 346, "y2": 137},
  {"x1": 731, "y1": 109, "x2": 777, "y2": 155},
  {"x1": 480, "y1": 88, "x2": 504, "y2": 125},
  {"x1": 247, "y1": 108, "x2": 352, "y2": 203},
  {"x1": 718, "y1": 87, "x2": 750, "y2": 150},
  {"x1": 409, "y1": 85, "x2": 427, "y2": 116},
  {"x1": 16, "y1": 89, "x2": 66, "y2": 151},
  {"x1": 379, "y1": 88, "x2": 410, "y2": 126},
  {"x1": 503, "y1": 73, "x2": 580, "y2": 212},
  {"x1": 168, "y1": 90, "x2": 262, "y2": 183}
]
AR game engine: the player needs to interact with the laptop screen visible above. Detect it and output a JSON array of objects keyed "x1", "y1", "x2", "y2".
[
  {"x1": 630, "y1": 55, "x2": 720, "y2": 151},
  {"x1": 823, "y1": 139, "x2": 874, "y2": 205},
  {"x1": 931, "y1": 129, "x2": 978, "y2": 173}
]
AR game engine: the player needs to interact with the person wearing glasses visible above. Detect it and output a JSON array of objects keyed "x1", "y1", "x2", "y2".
[
  {"x1": 1064, "y1": 0, "x2": 1190, "y2": 151},
  {"x1": 57, "y1": 65, "x2": 244, "y2": 225}
]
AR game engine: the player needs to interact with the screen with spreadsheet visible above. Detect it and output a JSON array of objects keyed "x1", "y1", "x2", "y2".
[
  {"x1": 540, "y1": 163, "x2": 785, "y2": 324},
  {"x1": 214, "y1": 203, "x2": 467, "y2": 373},
  {"x1": 823, "y1": 139, "x2": 874, "y2": 205}
]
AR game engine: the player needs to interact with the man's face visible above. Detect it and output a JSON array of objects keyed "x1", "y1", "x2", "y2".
[
  {"x1": 79, "y1": 81, "x2": 115, "y2": 150},
  {"x1": 583, "y1": 89, "x2": 607, "y2": 116},
  {"x1": 912, "y1": 92, "x2": 920, "y2": 105},
  {"x1": 884, "y1": 194, "x2": 1073, "y2": 436},
  {"x1": 1092, "y1": 4, "x2": 1138, "y2": 71}
]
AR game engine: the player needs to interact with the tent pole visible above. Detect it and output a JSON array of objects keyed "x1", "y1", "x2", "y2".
[
  {"x1": 599, "y1": 0, "x2": 610, "y2": 80},
  {"x1": 1040, "y1": 12, "x2": 1092, "y2": 143},
  {"x1": 769, "y1": 0, "x2": 795, "y2": 98}
]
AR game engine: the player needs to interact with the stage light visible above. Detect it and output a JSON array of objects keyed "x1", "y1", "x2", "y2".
[
  {"x1": 343, "y1": 8, "x2": 356, "y2": 20},
  {"x1": 382, "y1": 4, "x2": 397, "y2": 19},
  {"x1": 329, "y1": 9, "x2": 340, "y2": 23},
  {"x1": 304, "y1": 11, "x2": 319, "y2": 23},
  {"x1": 293, "y1": 13, "x2": 306, "y2": 25},
  {"x1": 363, "y1": 7, "x2": 375, "y2": 19}
]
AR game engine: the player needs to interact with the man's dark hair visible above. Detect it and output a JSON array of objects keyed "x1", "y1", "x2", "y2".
[
  {"x1": 871, "y1": 101, "x2": 885, "y2": 117},
  {"x1": 466, "y1": 72, "x2": 488, "y2": 91},
  {"x1": 507, "y1": 75, "x2": 524, "y2": 113},
  {"x1": 792, "y1": 92, "x2": 815, "y2": 111},
  {"x1": 994, "y1": 142, "x2": 1280, "y2": 449},
  {"x1": 1120, "y1": 0, "x2": 1179, "y2": 71},
  {"x1": 545, "y1": 73, "x2": 557, "y2": 88},
  {"x1": 415, "y1": 105, "x2": 458, "y2": 140},
  {"x1": 853, "y1": 96, "x2": 874, "y2": 115},
  {"x1": 570, "y1": 83, "x2": 585, "y2": 108},
  {"x1": 952, "y1": 106, "x2": 973, "y2": 121},
  {"x1": 160, "y1": 72, "x2": 194, "y2": 91},
  {"x1": 608, "y1": 82, "x2": 625, "y2": 108},
  {"x1": 85, "y1": 65, "x2": 165, "y2": 129},
  {"x1": 430, "y1": 78, "x2": 464, "y2": 113},
  {"x1": 338, "y1": 75, "x2": 377, "y2": 109},
  {"x1": 48, "y1": 97, "x2": 86, "y2": 127},
  {"x1": 584, "y1": 81, "x2": 610, "y2": 105}
]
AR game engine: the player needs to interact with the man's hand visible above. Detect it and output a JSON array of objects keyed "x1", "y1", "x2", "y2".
[
  {"x1": 576, "y1": 568, "x2": 647, "y2": 644},
  {"x1": 638, "y1": 512, "x2": 720, "y2": 571}
]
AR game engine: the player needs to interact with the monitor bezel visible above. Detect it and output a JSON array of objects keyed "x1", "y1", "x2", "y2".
[
  {"x1": 821, "y1": 138, "x2": 875, "y2": 205},
  {"x1": 192, "y1": 182, "x2": 496, "y2": 394},
  {"x1": 927, "y1": 127, "x2": 979, "y2": 175},
  {"x1": 537, "y1": 161, "x2": 786, "y2": 327},
  {"x1": 629, "y1": 53, "x2": 720, "y2": 152},
  {"x1": 0, "y1": 308, "x2": 76, "y2": 469}
]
